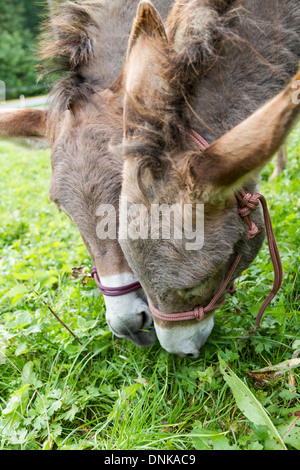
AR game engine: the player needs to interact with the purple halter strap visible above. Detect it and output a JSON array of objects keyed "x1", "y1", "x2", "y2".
[{"x1": 91, "y1": 267, "x2": 142, "y2": 297}]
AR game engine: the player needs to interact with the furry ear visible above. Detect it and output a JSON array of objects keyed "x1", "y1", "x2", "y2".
[
  {"x1": 165, "y1": 0, "x2": 236, "y2": 86},
  {"x1": 126, "y1": 1, "x2": 167, "y2": 58},
  {"x1": 0, "y1": 109, "x2": 47, "y2": 138},
  {"x1": 186, "y1": 66, "x2": 300, "y2": 190},
  {"x1": 123, "y1": 1, "x2": 169, "y2": 135}
]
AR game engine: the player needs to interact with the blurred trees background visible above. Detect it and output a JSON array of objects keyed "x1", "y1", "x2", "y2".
[{"x1": 0, "y1": 0, "x2": 58, "y2": 100}]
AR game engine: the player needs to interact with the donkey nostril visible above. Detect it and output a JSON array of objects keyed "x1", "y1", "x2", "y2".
[
  {"x1": 138, "y1": 311, "x2": 153, "y2": 331},
  {"x1": 185, "y1": 350, "x2": 200, "y2": 358}
]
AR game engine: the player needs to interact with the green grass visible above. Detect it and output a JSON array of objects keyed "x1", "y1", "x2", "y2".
[{"x1": 0, "y1": 128, "x2": 299, "y2": 451}]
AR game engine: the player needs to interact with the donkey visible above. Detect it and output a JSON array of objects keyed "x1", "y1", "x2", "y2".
[
  {"x1": 118, "y1": 0, "x2": 300, "y2": 357},
  {"x1": 0, "y1": 0, "x2": 174, "y2": 347}
]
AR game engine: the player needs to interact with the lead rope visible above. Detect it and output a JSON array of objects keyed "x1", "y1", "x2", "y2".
[
  {"x1": 239, "y1": 192, "x2": 283, "y2": 326},
  {"x1": 148, "y1": 254, "x2": 243, "y2": 322}
]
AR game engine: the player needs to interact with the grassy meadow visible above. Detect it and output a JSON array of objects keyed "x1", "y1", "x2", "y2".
[{"x1": 0, "y1": 125, "x2": 299, "y2": 450}]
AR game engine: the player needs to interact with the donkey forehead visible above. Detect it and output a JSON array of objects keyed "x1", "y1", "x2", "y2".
[
  {"x1": 49, "y1": 158, "x2": 94, "y2": 211},
  {"x1": 119, "y1": 205, "x2": 245, "y2": 289},
  {"x1": 50, "y1": 134, "x2": 118, "y2": 204}
]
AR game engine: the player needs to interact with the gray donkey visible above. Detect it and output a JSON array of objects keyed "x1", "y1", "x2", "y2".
[
  {"x1": 119, "y1": 0, "x2": 300, "y2": 356},
  {"x1": 0, "y1": 0, "x2": 174, "y2": 347},
  {"x1": 0, "y1": 1, "x2": 299, "y2": 356}
]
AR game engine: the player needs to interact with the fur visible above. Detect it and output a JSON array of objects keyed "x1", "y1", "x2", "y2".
[
  {"x1": 42, "y1": 0, "x2": 174, "y2": 348},
  {"x1": 40, "y1": 0, "x2": 172, "y2": 111},
  {"x1": 0, "y1": 109, "x2": 47, "y2": 138},
  {"x1": 0, "y1": 1, "x2": 174, "y2": 348},
  {"x1": 120, "y1": 0, "x2": 300, "y2": 356},
  {"x1": 1, "y1": 0, "x2": 298, "y2": 356}
]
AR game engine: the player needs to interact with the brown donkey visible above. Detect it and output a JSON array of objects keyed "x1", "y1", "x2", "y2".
[
  {"x1": 0, "y1": 0, "x2": 174, "y2": 347},
  {"x1": 119, "y1": 0, "x2": 300, "y2": 357}
]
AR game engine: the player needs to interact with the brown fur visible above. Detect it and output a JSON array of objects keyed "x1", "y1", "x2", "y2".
[
  {"x1": 0, "y1": 0, "x2": 174, "y2": 348},
  {"x1": 39, "y1": 0, "x2": 172, "y2": 112},
  {"x1": 0, "y1": 109, "x2": 47, "y2": 138},
  {"x1": 166, "y1": 0, "x2": 238, "y2": 86},
  {"x1": 120, "y1": 0, "x2": 300, "y2": 319},
  {"x1": 0, "y1": 1, "x2": 298, "y2": 351},
  {"x1": 0, "y1": 1, "x2": 173, "y2": 279},
  {"x1": 127, "y1": 0, "x2": 167, "y2": 56},
  {"x1": 187, "y1": 69, "x2": 300, "y2": 189}
]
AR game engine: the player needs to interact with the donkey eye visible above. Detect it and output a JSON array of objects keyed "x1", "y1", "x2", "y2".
[{"x1": 127, "y1": 127, "x2": 135, "y2": 137}]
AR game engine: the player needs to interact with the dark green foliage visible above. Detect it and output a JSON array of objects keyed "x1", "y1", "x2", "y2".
[{"x1": 0, "y1": 0, "x2": 49, "y2": 100}]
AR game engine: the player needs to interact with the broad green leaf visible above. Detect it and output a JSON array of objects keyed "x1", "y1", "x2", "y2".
[
  {"x1": 212, "y1": 435, "x2": 239, "y2": 450},
  {"x1": 4, "y1": 310, "x2": 32, "y2": 330},
  {"x1": 0, "y1": 285, "x2": 28, "y2": 305},
  {"x1": 1, "y1": 384, "x2": 30, "y2": 431},
  {"x1": 219, "y1": 356, "x2": 286, "y2": 449},
  {"x1": 42, "y1": 438, "x2": 54, "y2": 450},
  {"x1": 262, "y1": 426, "x2": 300, "y2": 450},
  {"x1": 108, "y1": 383, "x2": 143, "y2": 421},
  {"x1": 15, "y1": 342, "x2": 28, "y2": 356},
  {"x1": 22, "y1": 361, "x2": 43, "y2": 388},
  {"x1": 276, "y1": 420, "x2": 300, "y2": 450},
  {"x1": 47, "y1": 400, "x2": 63, "y2": 416},
  {"x1": 191, "y1": 427, "x2": 231, "y2": 451},
  {"x1": 62, "y1": 404, "x2": 79, "y2": 422},
  {"x1": 248, "y1": 441, "x2": 264, "y2": 450},
  {"x1": 7, "y1": 286, "x2": 28, "y2": 297},
  {"x1": 2, "y1": 384, "x2": 30, "y2": 415}
]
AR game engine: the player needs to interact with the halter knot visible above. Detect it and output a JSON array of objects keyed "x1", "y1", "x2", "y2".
[
  {"x1": 236, "y1": 192, "x2": 262, "y2": 239},
  {"x1": 193, "y1": 306, "x2": 205, "y2": 322},
  {"x1": 237, "y1": 192, "x2": 260, "y2": 217},
  {"x1": 248, "y1": 221, "x2": 261, "y2": 238}
]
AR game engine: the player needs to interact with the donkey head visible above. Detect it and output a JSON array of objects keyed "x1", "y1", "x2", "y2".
[
  {"x1": 0, "y1": 1, "x2": 163, "y2": 349},
  {"x1": 48, "y1": 96, "x2": 156, "y2": 347},
  {"x1": 39, "y1": 0, "x2": 177, "y2": 348},
  {"x1": 119, "y1": 1, "x2": 300, "y2": 357}
]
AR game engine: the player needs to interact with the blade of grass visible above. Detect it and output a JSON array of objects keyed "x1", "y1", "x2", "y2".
[{"x1": 219, "y1": 355, "x2": 287, "y2": 449}]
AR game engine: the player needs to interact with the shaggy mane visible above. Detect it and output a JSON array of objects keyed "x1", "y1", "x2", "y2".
[
  {"x1": 39, "y1": 1, "x2": 107, "y2": 111},
  {"x1": 38, "y1": 0, "x2": 174, "y2": 113}
]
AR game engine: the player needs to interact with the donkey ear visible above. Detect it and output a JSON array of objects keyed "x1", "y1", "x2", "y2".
[
  {"x1": 127, "y1": 1, "x2": 167, "y2": 58},
  {"x1": 187, "y1": 67, "x2": 300, "y2": 191},
  {"x1": 0, "y1": 109, "x2": 47, "y2": 139},
  {"x1": 124, "y1": 0, "x2": 168, "y2": 123}
]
